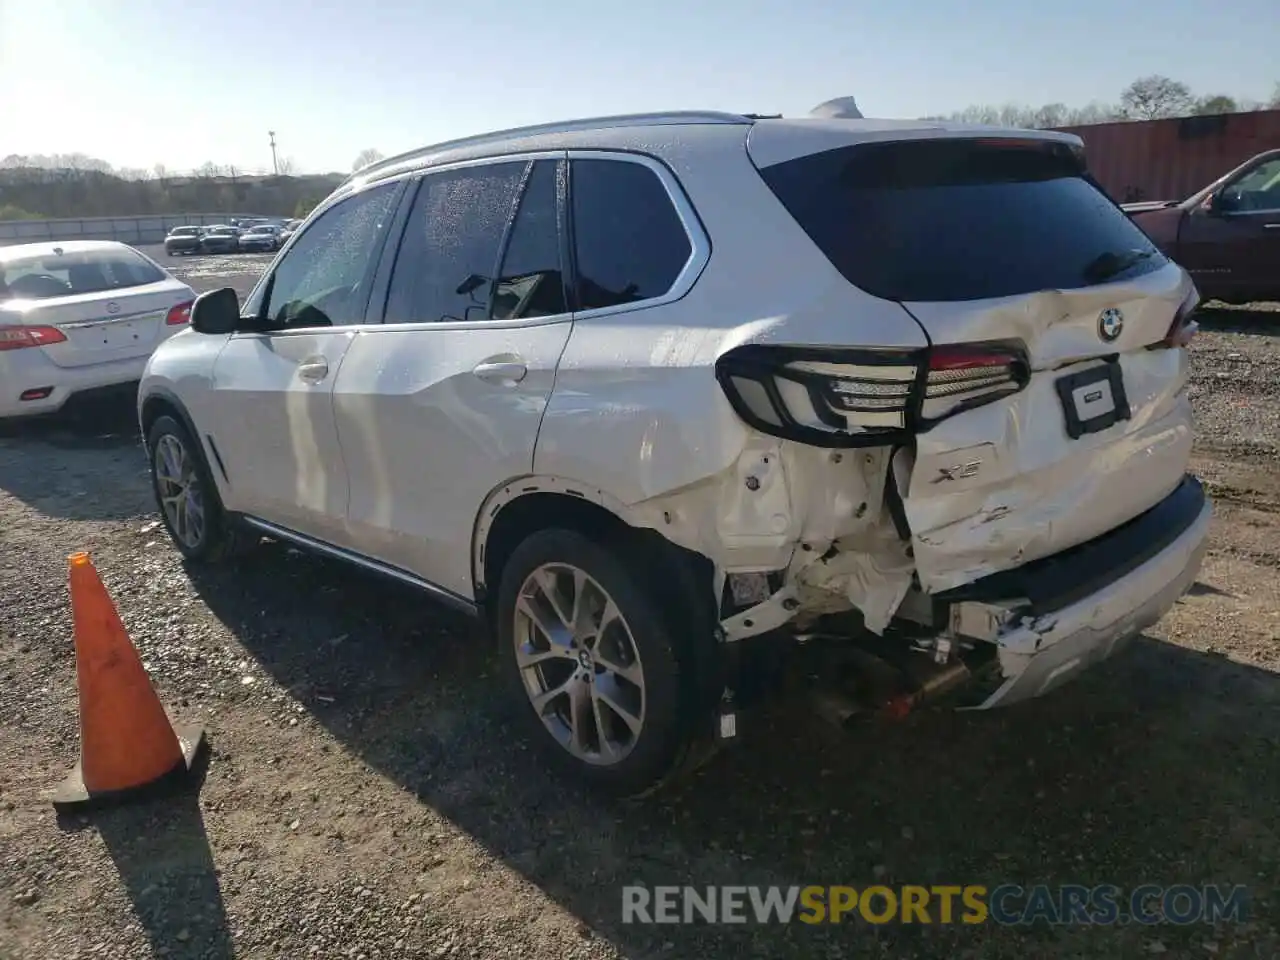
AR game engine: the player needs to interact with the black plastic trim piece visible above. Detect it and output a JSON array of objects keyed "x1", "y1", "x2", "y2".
[
  {"x1": 883, "y1": 446, "x2": 912, "y2": 542},
  {"x1": 1054, "y1": 358, "x2": 1131, "y2": 440},
  {"x1": 206, "y1": 434, "x2": 230, "y2": 484},
  {"x1": 933, "y1": 474, "x2": 1206, "y2": 616}
]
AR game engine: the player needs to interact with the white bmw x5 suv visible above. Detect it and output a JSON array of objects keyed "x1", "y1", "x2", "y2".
[{"x1": 139, "y1": 110, "x2": 1211, "y2": 796}]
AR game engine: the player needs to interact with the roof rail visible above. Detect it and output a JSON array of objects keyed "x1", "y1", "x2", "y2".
[{"x1": 343, "y1": 110, "x2": 754, "y2": 187}]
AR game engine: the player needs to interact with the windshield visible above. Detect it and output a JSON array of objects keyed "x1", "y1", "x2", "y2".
[
  {"x1": 1, "y1": 248, "x2": 167, "y2": 302},
  {"x1": 170, "y1": 226, "x2": 200, "y2": 236},
  {"x1": 757, "y1": 138, "x2": 1166, "y2": 302}
]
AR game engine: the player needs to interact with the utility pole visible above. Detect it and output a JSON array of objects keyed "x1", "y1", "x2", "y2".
[{"x1": 268, "y1": 131, "x2": 278, "y2": 175}]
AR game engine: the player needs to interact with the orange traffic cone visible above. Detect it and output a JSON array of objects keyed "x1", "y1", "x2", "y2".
[{"x1": 52, "y1": 552, "x2": 206, "y2": 813}]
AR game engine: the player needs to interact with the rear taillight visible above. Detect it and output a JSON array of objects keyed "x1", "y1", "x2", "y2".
[
  {"x1": 922, "y1": 345, "x2": 1027, "y2": 421},
  {"x1": 166, "y1": 300, "x2": 193, "y2": 326},
  {"x1": 1151, "y1": 289, "x2": 1200, "y2": 350},
  {"x1": 715, "y1": 342, "x2": 1027, "y2": 447},
  {"x1": 0, "y1": 325, "x2": 68, "y2": 351}
]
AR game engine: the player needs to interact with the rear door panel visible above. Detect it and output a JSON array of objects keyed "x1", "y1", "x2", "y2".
[{"x1": 335, "y1": 319, "x2": 572, "y2": 597}]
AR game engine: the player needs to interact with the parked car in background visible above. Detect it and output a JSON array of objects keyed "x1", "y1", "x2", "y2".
[
  {"x1": 279, "y1": 218, "x2": 303, "y2": 243},
  {"x1": 1125, "y1": 148, "x2": 1280, "y2": 304},
  {"x1": 1, "y1": 241, "x2": 195, "y2": 419},
  {"x1": 138, "y1": 110, "x2": 1209, "y2": 797},
  {"x1": 164, "y1": 225, "x2": 207, "y2": 256},
  {"x1": 238, "y1": 224, "x2": 284, "y2": 252},
  {"x1": 199, "y1": 225, "x2": 242, "y2": 254}
]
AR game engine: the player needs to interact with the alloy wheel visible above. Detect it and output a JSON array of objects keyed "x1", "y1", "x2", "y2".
[
  {"x1": 154, "y1": 433, "x2": 206, "y2": 549},
  {"x1": 513, "y1": 563, "x2": 646, "y2": 766}
]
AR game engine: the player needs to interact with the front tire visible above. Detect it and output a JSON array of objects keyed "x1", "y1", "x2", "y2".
[
  {"x1": 146, "y1": 414, "x2": 250, "y2": 562},
  {"x1": 496, "y1": 528, "x2": 695, "y2": 797}
]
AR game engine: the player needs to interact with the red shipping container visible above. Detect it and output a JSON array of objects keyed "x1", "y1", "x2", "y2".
[{"x1": 1053, "y1": 109, "x2": 1280, "y2": 204}]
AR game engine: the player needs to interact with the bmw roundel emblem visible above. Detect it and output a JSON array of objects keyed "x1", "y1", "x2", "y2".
[{"x1": 1098, "y1": 307, "x2": 1124, "y2": 342}]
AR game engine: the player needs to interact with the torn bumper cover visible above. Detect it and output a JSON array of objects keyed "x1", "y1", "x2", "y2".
[{"x1": 951, "y1": 475, "x2": 1211, "y2": 709}]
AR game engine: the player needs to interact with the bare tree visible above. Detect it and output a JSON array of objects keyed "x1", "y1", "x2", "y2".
[
  {"x1": 1120, "y1": 75, "x2": 1193, "y2": 120},
  {"x1": 1032, "y1": 103, "x2": 1069, "y2": 129},
  {"x1": 1064, "y1": 101, "x2": 1126, "y2": 125},
  {"x1": 196, "y1": 161, "x2": 222, "y2": 178},
  {"x1": 276, "y1": 156, "x2": 297, "y2": 176},
  {"x1": 153, "y1": 163, "x2": 168, "y2": 182},
  {"x1": 352, "y1": 148, "x2": 385, "y2": 172},
  {"x1": 1270, "y1": 82, "x2": 1280, "y2": 109}
]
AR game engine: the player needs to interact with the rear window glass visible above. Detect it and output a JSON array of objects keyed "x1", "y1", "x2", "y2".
[
  {"x1": 171, "y1": 227, "x2": 200, "y2": 236},
  {"x1": 756, "y1": 139, "x2": 1166, "y2": 302},
  {"x1": 1, "y1": 248, "x2": 167, "y2": 302}
]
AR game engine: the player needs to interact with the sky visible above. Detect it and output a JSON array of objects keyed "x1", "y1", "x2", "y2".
[{"x1": 2, "y1": 0, "x2": 1276, "y2": 176}]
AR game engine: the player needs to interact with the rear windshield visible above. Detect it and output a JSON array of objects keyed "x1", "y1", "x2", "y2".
[
  {"x1": 0, "y1": 248, "x2": 167, "y2": 302},
  {"x1": 171, "y1": 226, "x2": 200, "y2": 236},
  {"x1": 756, "y1": 138, "x2": 1166, "y2": 302}
]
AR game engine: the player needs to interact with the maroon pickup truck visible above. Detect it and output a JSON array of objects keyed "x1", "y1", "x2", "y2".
[{"x1": 1124, "y1": 149, "x2": 1280, "y2": 304}]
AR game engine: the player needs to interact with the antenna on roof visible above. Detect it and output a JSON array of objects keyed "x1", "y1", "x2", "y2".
[{"x1": 809, "y1": 96, "x2": 864, "y2": 119}]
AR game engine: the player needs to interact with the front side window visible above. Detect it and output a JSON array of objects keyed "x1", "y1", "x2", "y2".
[
  {"x1": 384, "y1": 161, "x2": 526, "y2": 324},
  {"x1": 257, "y1": 181, "x2": 399, "y2": 329},
  {"x1": 568, "y1": 157, "x2": 692, "y2": 311},
  {"x1": 1220, "y1": 157, "x2": 1280, "y2": 213}
]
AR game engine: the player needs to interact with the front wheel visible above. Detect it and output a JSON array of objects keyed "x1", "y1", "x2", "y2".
[
  {"x1": 146, "y1": 414, "x2": 250, "y2": 562},
  {"x1": 496, "y1": 528, "x2": 696, "y2": 797}
]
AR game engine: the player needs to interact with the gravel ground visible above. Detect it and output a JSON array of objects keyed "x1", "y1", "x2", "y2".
[{"x1": 1, "y1": 252, "x2": 1279, "y2": 960}]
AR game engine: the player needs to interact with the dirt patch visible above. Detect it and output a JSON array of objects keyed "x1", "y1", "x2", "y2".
[{"x1": 1, "y1": 314, "x2": 1279, "y2": 959}]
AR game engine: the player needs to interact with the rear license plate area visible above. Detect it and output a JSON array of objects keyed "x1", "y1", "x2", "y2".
[{"x1": 1055, "y1": 359, "x2": 1131, "y2": 439}]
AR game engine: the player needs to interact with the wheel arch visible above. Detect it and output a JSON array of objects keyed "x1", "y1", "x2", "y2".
[
  {"x1": 473, "y1": 477, "x2": 720, "y2": 655},
  {"x1": 139, "y1": 387, "x2": 230, "y2": 489},
  {"x1": 475, "y1": 477, "x2": 723, "y2": 728}
]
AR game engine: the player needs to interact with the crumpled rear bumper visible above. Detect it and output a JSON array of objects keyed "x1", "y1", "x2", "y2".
[{"x1": 965, "y1": 478, "x2": 1211, "y2": 709}]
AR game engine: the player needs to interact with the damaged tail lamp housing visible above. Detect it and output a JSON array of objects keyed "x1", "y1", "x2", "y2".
[{"x1": 714, "y1": 343, "x2": 1029, "y2": 447}]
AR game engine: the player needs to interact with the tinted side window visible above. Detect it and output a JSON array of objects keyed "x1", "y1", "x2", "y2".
[
  {"x1": 385, "y1": 161, "x2": 526, "y2": 324},
  {"x1": 260, "y1": 182, "x2": 398, "y2": 328},
  {"x1": 569, "y1": 158, "x2": 692, "y2": 311},
  {"x1": 491, "y1": 159, "x2": 567, "y2": 321},
  {"x1": 1222, "y1": 157, "x2": 1280, "y2": 213}
]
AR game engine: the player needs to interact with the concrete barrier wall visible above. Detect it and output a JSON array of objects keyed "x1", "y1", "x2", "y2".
[{"x1": 0, "y1": 213, "x2": 274, "y2": 247}]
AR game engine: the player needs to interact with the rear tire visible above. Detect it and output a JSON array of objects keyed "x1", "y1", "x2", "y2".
[
  {"x1": 496, "y1": 528, "x2": 698, "y2": 798},
  {"x1": 146, "y1": 414, "x2": 251, "y2": 563}
]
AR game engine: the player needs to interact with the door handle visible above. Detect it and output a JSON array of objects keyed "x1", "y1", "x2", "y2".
[
  {"x1": 297, "y1": 357, "x2": 330, "y2": 383},
  {"x1": 472, "y1": 359, "x2": 527, "y2": 384}
]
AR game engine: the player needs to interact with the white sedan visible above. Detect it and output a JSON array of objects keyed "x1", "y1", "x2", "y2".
[{"x1": 0, "y1": 241, "x2": 196, "y2": 419}]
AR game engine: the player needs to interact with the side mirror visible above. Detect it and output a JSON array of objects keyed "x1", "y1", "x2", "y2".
[
  {"x1": 190, "y1": 287, "x2": 242, "y2": 335},
  {"x1": 1206, "y1": 187, "x2": 1242, "y2": 216}
]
